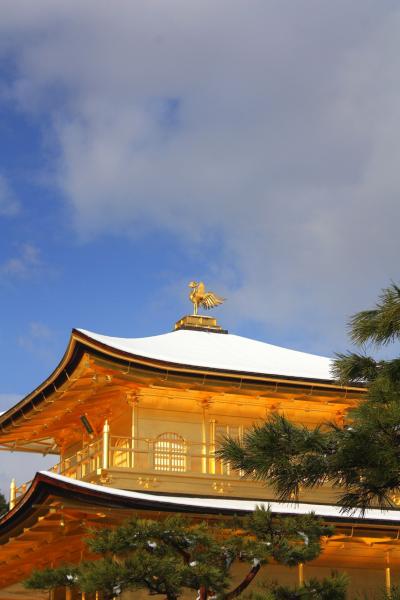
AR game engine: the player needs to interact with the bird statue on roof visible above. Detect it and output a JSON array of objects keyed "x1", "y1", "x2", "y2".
[{"x1": 188, "y1": 281, "x2": 225, "y2": 316}]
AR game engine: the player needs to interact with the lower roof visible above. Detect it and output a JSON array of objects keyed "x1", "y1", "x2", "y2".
[
  {"x1": 42, "y1": 472, "x2": 400, "y2": 523},
  {"x1": 2, "y1": 471, "x2": 400, "y2": 536},
  {"x1": 3, "y1": 474, "x2": 400, "y2": 590}
]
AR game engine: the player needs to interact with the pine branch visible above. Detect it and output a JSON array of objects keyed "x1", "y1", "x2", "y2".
[
  {"x1": 350, "y1": 283, "x2": 400, "y2": 346},
  {"x1": 331, "y1": 352, "x2": 378, "y2": 384},
  {"x1": 224, "y1": 560, "x2": 261, "y2": 599},
  {"x1": 217, "y1": 414, "x2": 331, "y2": 500},
  {"x1": 25, "y1": 566, "x2": 79, "y2": 590},
  {"x1": 25, "y1": 505, "x2": 330, "y2": 598}
]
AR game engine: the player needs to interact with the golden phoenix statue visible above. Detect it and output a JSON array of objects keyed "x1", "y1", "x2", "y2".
[{"x1": 188, "y1": 281, "x2": 225, "y2": 316}]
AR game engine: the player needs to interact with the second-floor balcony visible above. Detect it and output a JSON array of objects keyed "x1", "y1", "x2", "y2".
[
  {"x1": 54, "y1": 433, "x2": 236, "y2": 481},
  {"x1": 11, "y1": 431, "x2": 343, "y2": 508},
  {"x1": 12, "y1": 432, "x2": 243, "y2": 508}
]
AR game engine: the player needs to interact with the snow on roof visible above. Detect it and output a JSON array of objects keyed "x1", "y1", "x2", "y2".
[
  {"x1": 40, "y1": 471, "x2": 400, "y2": 523},
  {"x1": 78, "y1": 328, "x2": 332, "y2": 381}
]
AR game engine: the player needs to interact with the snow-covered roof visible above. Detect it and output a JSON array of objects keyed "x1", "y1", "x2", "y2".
[
  {"x1": 78, "y1": 328, "x2": 333, "y2": 381},
  {"x1": 37, "y1": 471, "x2": 400, "y2": 523}
]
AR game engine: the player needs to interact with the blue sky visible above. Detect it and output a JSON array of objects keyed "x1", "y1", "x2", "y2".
[{"x1": 1, "y1": 1, "x2": 400, "y2": 494}]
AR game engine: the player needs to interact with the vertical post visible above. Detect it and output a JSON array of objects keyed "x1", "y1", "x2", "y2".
[
  {"x1": 386, "y1": 567, "x2": 391, "y2": 596},
  {"x1": 128, "y1": 394, "x2": 138, "y2": 469},
  {"x1": 225, "y1": 425, "x2": 231, "y2": 475},
  {"x1": 298, "y1": 563, "x2": 304, "y2": 587},
  {"x1": 239, "y1": 425, "x2": 244, "y2": 476},
  {"x1": 201, "y1": 402, "x2": 208, "y2": 474},
  {"x1": 95, "y1": 592, "x2": 100, "y2": 600},
  {"x1": 131, "y1": 398, "x2": 136, "y2": 468},
  {"x1": 81, "y1": 593, "x2": 86, "y2": 600},
  {"x1": 102, "y1": 419, "x2": 110, "y2": 470},
  {"x1": 209, "y1": 419, "x2": 216, "y2": 474},
  {"x1": 9, "y1": 478, "x2": 16, "y2": 510},
  {"x1": 65, "y1": 588, "x2": 72, "y2": 600}
]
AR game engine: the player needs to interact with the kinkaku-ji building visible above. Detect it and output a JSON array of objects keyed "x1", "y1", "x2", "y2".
[{"x1": 1, "y1": 282, "x2": 400, "y2": 599}]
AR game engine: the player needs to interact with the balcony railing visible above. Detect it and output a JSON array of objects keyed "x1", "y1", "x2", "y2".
[
  {"x1": 53, "y1": 434, "x2": 235, "y2": 479},
  {"x1": 9, "y1": 433, "x2": 239, "y2": 509},
  {"x1": 54, "y1": 439, "x2": 103, "y2": 480}
]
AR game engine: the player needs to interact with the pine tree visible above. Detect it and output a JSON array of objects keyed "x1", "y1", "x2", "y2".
[
  {"x1": 218, "y1": 282, "x2": 400, "y2": 513},
  {"x1": 25, "y1": 508, "x2": 332, "y2": 600},
  {"x1": 240, "y1": 571, "x2": 349, "y2": 600}
]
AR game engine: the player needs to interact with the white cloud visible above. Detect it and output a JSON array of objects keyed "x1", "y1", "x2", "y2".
[
  {"x1": 18, "y1": 320, "x2": 52, "y2": 344},
  {"x1": 0, "y1": 174, "x2": 19, "y2": 216},
  {"x1": 0, "y1": 243, "x2": 42, "y2": 279},
  {"x1": 1, "y1": 1, "x2": 400, "y2": 352},
  {"x1": 18, "y1": 321, "x2": 56, "y2": 362}
]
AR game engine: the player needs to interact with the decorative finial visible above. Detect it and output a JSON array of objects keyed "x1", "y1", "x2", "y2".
[
  {"x1": 174, "y1": 282, "x2": 227, "y2": 333},
  {"x1": 188, "y1": 281, "x2": 225, "y2": 316}
]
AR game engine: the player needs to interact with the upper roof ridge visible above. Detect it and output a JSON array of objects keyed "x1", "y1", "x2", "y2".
[{"x1": 77, "y1": 327, "x2": 332, "y2": 381}]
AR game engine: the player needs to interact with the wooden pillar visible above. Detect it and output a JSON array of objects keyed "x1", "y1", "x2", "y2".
[
  {"x1": 102, "y1": 419, "x2": 110, "y2": 470},
  {"x1": 131, "y1": 399, "x2": 136, "y2": 468},
  {"x1": 225, "y1": 425, "x2": 231, "y2": 475},
  {"x1": 209, "y1": 419, "x2": 216, "y2": 474},
  {"x1": 201, "y1": 402, "x2": 208, "y2": 474},
  {"x1": 81, "y1": 593, "x2": 86, "y2": 600},
  {"x1": 65, "y1": 588, "x2": 72, "y2": 600},
  {"x1": 386, "y1": 567, "x2": 391, "y2": 596},
  {"x1": 298, "y1": 563, "x2": 304, "y2": 586},
  {"x1": 128, "y1": 394, "x2": 139, "y2": 469},
  {"x1": 9, "y1": 478, "x2": 16, "y2": 510},
  {"x1": 238, "y1": 425, "x2": 245, "y2": 476},
  {"x1": 386, "y1": 549, "x2": 392, "y2": 597}
]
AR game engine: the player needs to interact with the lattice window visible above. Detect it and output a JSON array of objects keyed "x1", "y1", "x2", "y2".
[
  {"x1": 154, "y1": 432, "x2": 187, "y2": 472},
  {"x1": 112, "y1": 438, "x2": 130, "y2": 468}
]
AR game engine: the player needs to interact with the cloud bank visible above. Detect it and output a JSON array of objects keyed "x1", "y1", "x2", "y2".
[{"x1": 1, "y1": 1, "x2": 400, "y2": 351}]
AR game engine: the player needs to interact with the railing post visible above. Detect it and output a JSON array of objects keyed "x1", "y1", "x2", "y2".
[
  {"x1": 9, "y1": 478, "x2": 16, "y2": 510},
  {"x1": 298, "y1": 563, "x2": 304, "y2": 587},
  {"x1": 102, "y1": 419, "x2": 110, "y2": 469}
]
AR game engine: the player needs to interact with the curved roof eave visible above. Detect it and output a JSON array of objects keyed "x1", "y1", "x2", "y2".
[
  {"x1": 0, "y1": 332, "x2": 83, "y2": 434},
  {"x1": 1, "y1": 471, "x2": 400, "y2": 541},
  {"x1": 0, "y1": 328, "x2": 365, "y2": 433}
]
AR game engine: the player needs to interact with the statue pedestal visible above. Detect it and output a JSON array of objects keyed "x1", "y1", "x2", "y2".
[{"x1": 174, "y1": 314, "x2": 227, "y2": 334}]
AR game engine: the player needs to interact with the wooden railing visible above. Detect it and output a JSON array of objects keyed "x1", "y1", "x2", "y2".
[
  {"x1": 10, "y1": 434, "x2": 236, "y2": 508},
  {"x1": 108, "y1": 435, "x2": 231, "y2": 475},
  {"x1": 49, "y1": 435, "x2": 233, "y2": 478},
  {"x1": 52, "y1": 439, "x2": 103, "y2": 479}
]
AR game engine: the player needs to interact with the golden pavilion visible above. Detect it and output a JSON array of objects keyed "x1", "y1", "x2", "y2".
[{"x1": 1, "y1": 284, "x2": 400, "y2": 599}]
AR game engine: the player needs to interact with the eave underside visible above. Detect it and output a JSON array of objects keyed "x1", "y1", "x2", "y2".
[{"x1": 0, "y1": 333, "x2": 365, "y2": 452}]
